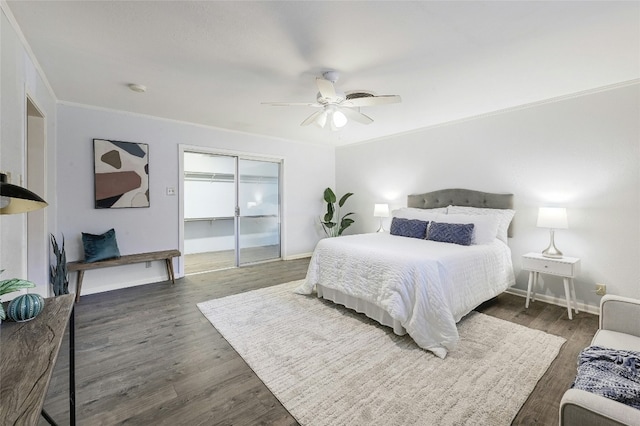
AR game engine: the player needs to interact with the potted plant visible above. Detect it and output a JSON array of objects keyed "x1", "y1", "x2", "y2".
[
  {"x1": 50, "y1": 234, "x2": 69, "y2": 296},
  {"x1": 320, "y1": 187, "x2": 355, "y2": 237},
  {"x1": 0, "y1": 270, "x2": 36, "y2": 321}
]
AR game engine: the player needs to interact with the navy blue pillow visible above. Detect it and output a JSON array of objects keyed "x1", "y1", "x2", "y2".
[
  {"x1": 427, "y1": 222, "x2": 475, "y2": 246},
  {"x1": 82, "y1": 228, "x2": 121, "y2": 263},
  {"x1": 390, "y1": 218, "x2": 429, "y2": 239}
]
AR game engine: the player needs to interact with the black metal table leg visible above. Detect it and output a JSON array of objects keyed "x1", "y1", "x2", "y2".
[
  {"x1": 41, "y1": 408, "x2": 58, "y2": 425},
  {"x1": 70, "y1": 304, "x2": 76, "y2": 425}
]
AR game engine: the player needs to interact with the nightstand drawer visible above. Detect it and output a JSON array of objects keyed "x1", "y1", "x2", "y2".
[{"x1": 522, "y1": 255, "x2": 579, "y2": 277}]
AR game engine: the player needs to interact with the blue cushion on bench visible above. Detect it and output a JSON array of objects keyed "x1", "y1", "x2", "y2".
[{"x1": 82, "y1": 228, "x2": 121, "y2": 263}]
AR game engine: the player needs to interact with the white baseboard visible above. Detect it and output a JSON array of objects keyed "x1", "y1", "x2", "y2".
[
  {"x1": 283, "y1": 252, "x2": 312, "y2": 261},
  {"x1": 506, "y1": 287, "x2": 600, "y2": 316}
]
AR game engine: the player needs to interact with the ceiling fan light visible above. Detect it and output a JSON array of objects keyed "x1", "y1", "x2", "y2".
[{"x1": 333, "y1": 110, "x2": 347, "y2": 128}]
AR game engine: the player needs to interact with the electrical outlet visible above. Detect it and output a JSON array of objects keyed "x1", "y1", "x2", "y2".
[
  {"x1": 595, "y1": 283, "x2": 607, "y2": 296},
  {"x1": 145, "y1": 261, "x2": 152, "y2": 268}
]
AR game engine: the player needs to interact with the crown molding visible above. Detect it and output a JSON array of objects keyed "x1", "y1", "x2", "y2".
[{"x1": 1, "y1": 1, "x2": 57, "y2": 101}]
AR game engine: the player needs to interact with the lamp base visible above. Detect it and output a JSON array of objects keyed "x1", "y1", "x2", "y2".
[
  {"x1": 542, "y1": 229, "x2": 563, "y2": 258},
  {"x1": 377, "y1": 218, "x2": 385, "y2": 233},
  {"x1": 541, "y1": 248, "x2": 563, "y2": 258}
]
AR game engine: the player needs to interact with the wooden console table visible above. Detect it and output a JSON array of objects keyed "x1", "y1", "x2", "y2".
[{"x1": 0, "y1": 294, "x2": 75, "y2": 425}]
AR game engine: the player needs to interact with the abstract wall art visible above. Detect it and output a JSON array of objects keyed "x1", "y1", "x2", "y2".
[{"x1": 93, "y1": 139, "x2": 149, "y2": 208}]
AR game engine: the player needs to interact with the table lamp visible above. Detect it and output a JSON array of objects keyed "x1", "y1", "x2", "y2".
[
  {"x1": 536, "y1": 207, "x2": 568, "y2": 258},
  {"x1": 373, "y1": 203, "x2": 389, "y2": 233}
]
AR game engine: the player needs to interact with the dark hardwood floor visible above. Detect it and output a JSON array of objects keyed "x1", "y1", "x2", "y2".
[{"x1": 39, "y1": 258, "x2": 598, "y2": 425}]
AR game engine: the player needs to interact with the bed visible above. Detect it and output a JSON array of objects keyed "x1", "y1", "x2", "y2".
[{"x1": 295, "y1": 188, "x2": 516, "y2": 358}]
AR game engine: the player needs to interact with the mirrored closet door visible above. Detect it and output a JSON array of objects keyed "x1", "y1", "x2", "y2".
[
  {"x1": 238, "y1": 158, "x2": 281, "y2": 265},
  {"x1": 183, "y1": 151, "x2": 281, "y2": 274}
]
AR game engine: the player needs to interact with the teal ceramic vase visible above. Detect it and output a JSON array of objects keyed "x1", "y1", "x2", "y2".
[{"x1": 7, "y1": 293, "x2": 45, "y2": 322}]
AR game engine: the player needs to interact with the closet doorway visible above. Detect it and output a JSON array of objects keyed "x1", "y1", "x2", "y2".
[{"x1": 182, "y1": 151, "x2": 281, "y2": 274}]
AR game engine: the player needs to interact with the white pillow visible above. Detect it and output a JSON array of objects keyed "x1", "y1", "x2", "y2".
[
  {"x1": 440, "y1": 213, "x2": 500, "y2": 245},
  {"x1": 447, "y1": 206, "x2": 515, "y2": 244},
  {"x1": 392, "y1": 207, "x2": 446, "y2": 222}
]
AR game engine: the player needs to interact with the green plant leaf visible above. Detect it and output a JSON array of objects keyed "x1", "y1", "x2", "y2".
[
  {"x1": 324, "y1": 203, "x2": 335, "y2": 222},
  {"x1": 323, "y1": 187, "x2": 336, "y2": 203},
  {"x1": 338, "y1": 192, "x2": 354, "y2": 207},
  {"x1": 50, "y1": 233, "x2": 70, "y2": 296},
  {"x1": 340, "y1": 218, "x2": 355, "y2": 227},
  {"x1": 0, "y1": 278, "x2": 36, "y2": 296},
  {"x1": 338, "y1": 218, "x2": 355, "y2": 235}
]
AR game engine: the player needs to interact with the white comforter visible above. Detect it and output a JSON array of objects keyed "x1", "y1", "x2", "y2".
[{"x1": 295, "y1": 233, "x2": 515, "y2": 358}]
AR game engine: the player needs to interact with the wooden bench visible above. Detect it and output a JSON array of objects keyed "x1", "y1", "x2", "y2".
[{"x1": 67, "y1": 249, "x2": 181, "y2": 302}]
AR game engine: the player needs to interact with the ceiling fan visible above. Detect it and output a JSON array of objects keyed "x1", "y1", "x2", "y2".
[{"x1": 263, "y1": 71, "x2": 401, "y2": 131}]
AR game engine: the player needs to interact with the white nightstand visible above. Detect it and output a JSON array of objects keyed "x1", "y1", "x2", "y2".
[{"x1": 522, "y1": 252, "x2": 581, "y2": 319}]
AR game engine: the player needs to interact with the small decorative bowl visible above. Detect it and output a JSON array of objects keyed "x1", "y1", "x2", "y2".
[{"x1": 7, "y1": 293, "x2": 45, "y2": 322}]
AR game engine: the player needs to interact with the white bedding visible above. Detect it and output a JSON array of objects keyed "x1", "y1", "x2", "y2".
[{"x1": 295, "y1": 233, "x2": 515, "y2": 358}]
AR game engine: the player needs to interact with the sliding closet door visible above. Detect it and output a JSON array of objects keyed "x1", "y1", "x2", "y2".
[
  {"x1": 183, "y1": 153, "x2": 236, "y2": 272},
  {"x1": 237, "y1": 159, "x2": 281, "y2": 265}
]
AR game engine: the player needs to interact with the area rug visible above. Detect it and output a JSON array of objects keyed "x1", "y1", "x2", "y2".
[{"x1": 197, "y1": 280, "x2": 566, "y2": 426}]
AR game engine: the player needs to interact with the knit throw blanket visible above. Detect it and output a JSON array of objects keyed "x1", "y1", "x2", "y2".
[{"x1": 572, "y1": 345, "x2": 640, "y2": 409}]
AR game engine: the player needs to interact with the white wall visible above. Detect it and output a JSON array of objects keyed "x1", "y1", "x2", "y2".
[
  {"x1": 336, "y1": 83, "x2": 640, "y2": 312},
  {"x1": 0, "y1": 8, "x2": 57, "y2": 298},
  {"x1": 56, "y1": 103, "x2": 334, "y2": 295}
]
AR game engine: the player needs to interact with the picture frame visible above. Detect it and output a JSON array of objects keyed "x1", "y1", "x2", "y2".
[{"x1": 93, "y1": 139, "x2": 149, "y2": 208}]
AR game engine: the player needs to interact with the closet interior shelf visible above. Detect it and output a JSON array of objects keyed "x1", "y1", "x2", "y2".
[{"x1": 184, "y1": 171, "x2": 278, "y2": 184}]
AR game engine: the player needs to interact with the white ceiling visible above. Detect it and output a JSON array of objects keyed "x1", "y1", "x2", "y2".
[{"x1": 5, "y1": 1, "x2": 639, "y2": 146}]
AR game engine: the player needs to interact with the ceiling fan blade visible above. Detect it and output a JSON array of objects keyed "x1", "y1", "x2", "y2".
[
  {"x1": 339, "y1": 107, "x2": 373, "y2": 125},
  {"x1": 262, "y1": 102, "x2": 321, "y2": 107},
  {"x1": 344, "y1": 95, "x2": 402, "y2": 107},
  {"x1": 316, "y1": 77, "x2": 337, "y2": 99},
  {"x1": 300, "y1": 110, "x2": 325, "y2": 127},
  {"x1": 315, "y1": 110, "x2": 328, "y2": 128}
]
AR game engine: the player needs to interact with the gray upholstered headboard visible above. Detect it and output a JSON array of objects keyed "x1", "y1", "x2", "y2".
[{"x1": 407, "y1": 188, "x2": 514, "y2": 237}]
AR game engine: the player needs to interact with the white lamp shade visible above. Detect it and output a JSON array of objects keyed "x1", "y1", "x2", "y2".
[
  {"x1": 373, "y1": 203, "x2": 390, "y2": 218},
  {"x1": 537, "y1": 207, "x2": 568, "y2": 229},
  {"x1": 332, "y1": 110, "x2": 347, "y2": 128}
]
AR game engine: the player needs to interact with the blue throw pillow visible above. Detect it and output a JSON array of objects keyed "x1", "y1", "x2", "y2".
[
  {"x1": 427, "y1": 222, "x2": 474, "y2": 246},
  {"x1": 82, "y1": 228, "x2": 121, "y2": 263},
  {"x1": 390, "y1": 217, "x2": 429, "y2": 239}
]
